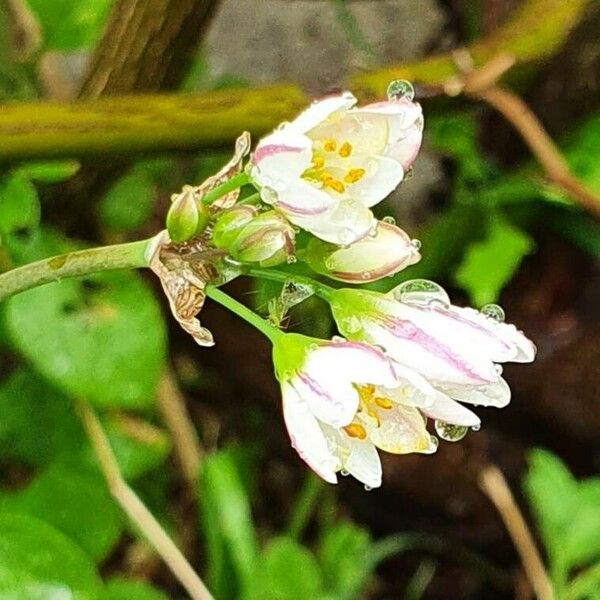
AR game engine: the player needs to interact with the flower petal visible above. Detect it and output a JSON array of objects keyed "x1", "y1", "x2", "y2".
[
  {"x1": 252, "y1": 129, "x2": 312, "y2": 184},
  {"x1": 273, "y1": 178, "x2": 339, "y2": 216},
  {"x1": 344, "y1": 438, "x2": 382, "y2": 488},
  {"x1": 289, "y1": 92, "x2": 357, "y2": 135},
  {"x1": 290, "y1": 198, "x2": 376, "y2": 245},
  {"x1": 419, "y1": 393, "x2": 481, "y2": 427},
  {"x1": 440, "y1": 378, "x2": 511, "y2": 408},
  {"x1": 345, "y1": 155, "x2": 404, "y2": 208},
  {"x1": 359, "y1": 401, "x2": 432, "y2": 455},
  {"x1": 282, "y1": 383, "x2": 339, "y2": 483}
]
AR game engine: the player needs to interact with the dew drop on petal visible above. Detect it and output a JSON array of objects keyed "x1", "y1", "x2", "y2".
[
  {"x1": 286, "y1": 255, "x2": 297, "y2": 264},
  {"x1": 410, "y1": 239, "x2": 422, "y2": 251},
  {"x1": 434, "y1": 420, "x2": 469, "y2": 442},
  {"x1": 494, "y1": 364, "x2": 503, "y2": 376},
  {"x1": 343, "y1": 316, "x2": 362, "y2": 334},
  {"x1": 340, "y1": 468, "x2": 350, "y2": 477},
  {"x1": 308, "y1": 343, "x2": 320, "y2": 352},
  {"x1": 481, "y1": 303, "x2": 505, "y2": 322},
  {"x1": 260, "y1": 186, "x2": 278, "y2": 204},
  {"x1": 331, "y1": 335, "x2": 345, "y2": 343},
  {"x1": 391, "y1": 279, "x2": 450, "y2": 308},
  {"x1": 382, "y1": 215, "x2": 396, "y2": 225},
  {"x1": 361, "y1": 271, "x2": 372, "y2": 280},
  {"x1": 364, "y1": 484, "x2": 373, "y2": 491},
  {"x1": 471, "y1": 423, "x2": 481, "y2": 432},
  {"x1": 387, "y1": 79, "x2": 415, "y2": 102},
  {"x1": 421, "y1": 435, "x2": 439, "y2": 454}
]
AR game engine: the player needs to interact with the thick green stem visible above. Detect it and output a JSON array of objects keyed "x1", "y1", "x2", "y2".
[
  {"x1": 205, "y1": 285, "x2": 282, "y2": 343},
  {"x1": 0, "y1": 239, "x2": 151, "y2": 302},
  {"x1": 244, "y1": 267, "x2": 335, "y2": 301},
  {"x1": 201, "y1": 172, "x2": 250, "y2": 205}
]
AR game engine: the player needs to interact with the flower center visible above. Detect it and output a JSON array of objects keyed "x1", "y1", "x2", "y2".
[{"x1": 302, "y1": 138, "x2": 366, "y2": 194}]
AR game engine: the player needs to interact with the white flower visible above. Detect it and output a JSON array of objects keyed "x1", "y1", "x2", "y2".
[
  {"x1": 303, "y1": 220, "x2": 421, "y2": 283},
  {"x1": 330, "y1": 281, "x2": 536, "y2": 409},
  {"x1": 251, "y1": 92, "x2": 423, "y2": 246},
  {"x1": 272, "y1": 333, "x2": 479, "y2": 488}
]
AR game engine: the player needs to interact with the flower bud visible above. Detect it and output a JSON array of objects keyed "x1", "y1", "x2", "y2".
[
  {"x1": 211, "y1": 205, "x2": 258, "y2": 249},
  {"x1": 230, "y1": 210, "x2": 295, "y2": 267},
  {"x1": 303, "y1": 220, "x2": 420, "y2": 283},
  {"x1": 167, "y1": 190, "x2": 204, "y2": 243}
]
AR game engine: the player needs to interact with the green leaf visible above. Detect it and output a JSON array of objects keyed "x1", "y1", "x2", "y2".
[
  {"x1": 524, "y1": 449, "x2": 600, "y2": 589},
  {"x1": 16, "y1": 161, "x2": 80, "y2": 183},
  {"x1": 0, "y1": 172, "x2": 41, "y2": 242},
  {"x1": 256, "y1": 537, "x2": 325, "y2": 600},
  {"x1": 25, "y1": 0, "x2": 113, "y2": 51},
  {"x1": 3, "y1": 240, "x2": 166, "y2": 409},
  {"x1": 319, "y1": 521, "x2": 372, "y2": 600},
  {"x1": 0, "y1": 463, "x2": 123, "y2": 562},
  {"x1": 454, "y1": 213, "x2": 534, "y2": 306},
  {"x1": 99, "y1": 169, "x2": 156, "y2": 233},
  {"x1": 0, "y1": 512, "x2": 101, "y2": 598},
  {"x1": 198, "y1": 449, "x2": 259, "y2": 600},
  {"x1": 99, "y1": 577, "x2": 168, "y2": 600}
]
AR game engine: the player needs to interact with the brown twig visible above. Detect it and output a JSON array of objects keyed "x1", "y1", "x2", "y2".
[
  {"x1": 445, "y1": 52, "x2": 600, "y2": 219},
  {"x1": 76, "y1": 399, "x2": 214, "y2": 600},
  {"x1": 479, "y1": 465, "x2": 554, "y2": 600},
  {"x1": 157, "y1": 368, "x2": 203, "y2": 489}
]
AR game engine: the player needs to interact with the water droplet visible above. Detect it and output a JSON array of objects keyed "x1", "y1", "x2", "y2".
[
  {"x1": 421, "y1": 435, "x2": 439, "y2": 454},
  {"x1": 387, "y1": 79, "x2": 415, "y2": 102},
  {"x1": 434, "y1": 420, "x2": 469, "y2": 442},
  {"x1": 364, "y1": 484, "x2": 373, "y2": 491},
  {"x1": 343, "y1": 316, "x2": 362, "y2": 334},
  {"x1": 361, "y1": 271, "x2": 372, "y2": 280},
  {"x1": 276, "y1": 121, "x2": 291, "y2": 131},
  {"x1": 308, "y1": 343, "x2": 319, "y2": 352},
  {"x1": 410, "y1": 238, "x2": 422, "y2": 251},
  {"x1": 390, "y1": 279, "x2": 450, "y2": 308},
  {"x1": 382, "y1": 215, "x2": 396, "y2": 225},
  {"x1": 340, "y1": 469, "x2": 349, "y2": 477},
  {"x1": 481, "y1": 303, "x2": 505, "y2": 322},
  {"x1": 260, "y1": 186, "x2": 278, "y2": 205},
  {"x1": 404, "y1": 166, "x2": 414, "y2": 180},
  {"x1": 282, "y1": 370, "x2": 293, "y2": 380},
  {"x1": 471, "y1": 423, "x2": 481, "y2": 432},
  {"x1": 286, "y1": 255, "x2": 297, "y2": 264},
  {"x1": 494, "y1": 364, "x2": 503, "y2": 376},
  {"x1": 331, "y1": 335, "x2": 345, "y2": 343}
]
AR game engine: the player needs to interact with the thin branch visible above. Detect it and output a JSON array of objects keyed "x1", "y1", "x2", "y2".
[
  {"x1": 76, "y1": 399, "x2": 214, "y2": 600},
  {"x1": 470, "y1": 86, "x2": 600, "y2": 218},
  {"x1": 479, "y1": 465, "x2": 554, "y2": 600},
  {"x1": 157, "y1": 368, "x2": 203, "y2": 489}
]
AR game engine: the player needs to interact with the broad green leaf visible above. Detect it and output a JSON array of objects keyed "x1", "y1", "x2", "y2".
[
  {"x1": 25, "y1": 0, "x2": 113, "y2": 51},
  {"x1": 99, "y1": 168, "x2": 156, "y2": 233},
  {"x1": 524, "y1": 449, "x2": 600, "y2": 588},
  {"x1": 16, "y1": 161, "x2": 80, "y2": 183},
  {"x1": 319, "y1": 521, "x2": 372, "y2": 600},
  {"x1": 198, "y1": 449, "x2": 259, "y2": 600},
  {"x1": 454, "y1": 213, "x2": 533, "y2": 306},
  {"x1": 256, "y1": 537, "x2": 325, "y2": 600},
  {"x1": 0, "y1": 463, "x2": 123, "y2": 562},
  {"x1": 3, "y1": 232, "x2": 166, "y2": 409},
  {"x1": 0, "y1": 513, "x2": 101, "y2": 598},
  {"x1": 99, "y1": 577, "x2": 168, "y2": 600}
]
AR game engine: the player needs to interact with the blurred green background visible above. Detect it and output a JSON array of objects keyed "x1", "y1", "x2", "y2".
[{"x1": 0, "y1": 0, "x2": 599, "y2": 598}]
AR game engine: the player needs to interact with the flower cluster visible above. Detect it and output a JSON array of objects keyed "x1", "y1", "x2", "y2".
[{"x1": 160, "y1": 81, "x2": 536, "y2": 489}]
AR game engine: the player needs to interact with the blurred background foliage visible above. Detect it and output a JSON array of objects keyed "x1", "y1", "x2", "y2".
[{"x1": 0, "y1": 0, "x2": 599, "y2": 598}]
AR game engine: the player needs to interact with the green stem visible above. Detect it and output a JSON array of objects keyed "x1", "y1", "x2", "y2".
[
  {"x1": 237, "y1": 192, "x2": 261, "y2": 206},
  {"x1": 244, "y1": 267, "x2": 335, "y2": 301},
  {"x1": 201, "y1": 172, "x2": 249, "y2": 205},
  {"x1": 205, "y1": 285, "x2": 282, "y2": 343},
  {"x1": 0, "y1": 239, "x2": 151, "y2": 302},
  {"x1": 287, "y1": 473, "x2": 323, "y2": 540}
]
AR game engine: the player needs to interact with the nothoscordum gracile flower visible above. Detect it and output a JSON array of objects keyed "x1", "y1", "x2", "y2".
[
  {"x1": 330, "y1": 280, "x2": 536, "y2": 409},
  {"x1": 272, "y1": 333, "x2": 481, "y2": 488},
  {"x1": 250, "y1": 86, "x2": 423, "y2": 245}
]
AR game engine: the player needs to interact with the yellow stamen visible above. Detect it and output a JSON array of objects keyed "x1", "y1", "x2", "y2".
[
  {"x1": 343, "y1": 423, "x2": 367, "y2": 440},
  {"x1": 338, "y1": 142, "x2": 353, "y2": 158},
  {"x1": 323, "y1": 139, "x2": 337, "y2": 152},
  {"x1": 375, "y1": 397, "x2": 393, "y2": 410},
  {"x1": 312, "y1": 155, "x2": 325, "y2": 169},
  {"x1": 318, "y1": 173, "x2": 345, "y2": 193},
  {"x1": 343, "y1": 168, "x2": 366, "y2": 184}
]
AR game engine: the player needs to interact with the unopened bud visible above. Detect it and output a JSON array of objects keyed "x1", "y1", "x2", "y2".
[
  {"x1": 303, "y1": 220, "x2": 420, "y2": 283},
  {"x1": 212, "y1": 205, "x2": 258, "y2": 249},
  {"x1": 167, "y1": 190, "x2": 202, "y2": 243},
  {"x1": 231, "y1": 211, "x2": 295, "y2": 267}
]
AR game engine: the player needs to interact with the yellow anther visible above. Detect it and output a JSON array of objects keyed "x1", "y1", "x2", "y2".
[
  {"x1": 359, "y1": 384, "x2": 376, "y2": 398},
  {"x1": 312, "y1": 155, "x2": 325, "y2": 169},
  {"x1": 326, "y1": 179, "x2": 345, "y2": 193},
  {"x1": 343, "y1": 423, "x2": 367, "y2": 440},
  {"x1": 375, "y1": 396, "x2": 393, "y2": 410},
  {"x1": 323, "y1": 139, "x2": 337, "y2": 152},
  {"x1": 338, "y1": 142, "x2": 353, "y2": 157},
  {"x1": 343, "y1": 168, "x2": 366, "y2": 184}
]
